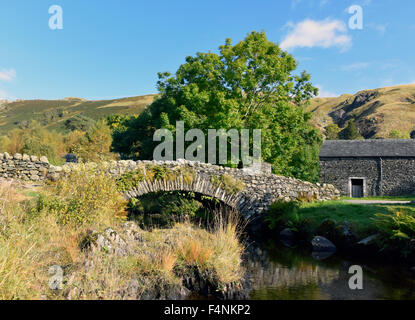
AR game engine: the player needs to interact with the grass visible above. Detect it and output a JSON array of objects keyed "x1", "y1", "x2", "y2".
[
  {"x1": 0, "y1": 166, "x2": 245, "y2": 299},
  {"x1": 0, "y1": 94, "x2": 156, "y2": 134},
  {"x1": 341, "y1": 196, "x2": 415, "y2": 201},
  {"x1": 297, "y1": 200, "x2": 415, "y2": 236},
  {"x1": 308, "y1": 83, "x2": 415, "y2": 138}
]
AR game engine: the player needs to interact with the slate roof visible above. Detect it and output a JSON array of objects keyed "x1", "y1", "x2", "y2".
[{"x1": 320, "y1": 139, "x2": 415, "y2": 158}]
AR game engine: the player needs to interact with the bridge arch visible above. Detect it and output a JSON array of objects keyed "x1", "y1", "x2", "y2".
[{"x1": 123, "y1": 172, "x2": 255, "y2": 218}]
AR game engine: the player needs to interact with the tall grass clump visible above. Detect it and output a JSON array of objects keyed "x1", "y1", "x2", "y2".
[{"x1": 0, "y1": 182, "x2": 75, "y2": 299}]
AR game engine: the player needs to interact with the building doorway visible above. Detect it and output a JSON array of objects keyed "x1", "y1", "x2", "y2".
[{"x1": 351, "y1": 178, "x2": 364, "y2": 198}]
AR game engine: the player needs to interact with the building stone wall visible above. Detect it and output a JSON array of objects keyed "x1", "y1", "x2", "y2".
[
  {"x1": 381, "y1": 158, "x2": 415, "y2": 196},
  {"x1": 320, "y1": 157, "x2": 415, "y2": 197}
]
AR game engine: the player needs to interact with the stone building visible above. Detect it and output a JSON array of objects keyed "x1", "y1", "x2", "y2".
[{"x1": 319, "y1": 139, "x2": 415, "y2": 197}]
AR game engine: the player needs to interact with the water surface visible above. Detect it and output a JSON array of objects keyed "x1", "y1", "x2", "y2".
[{"x1": 246, "y1": 241, "x2": 415, "y2": 300}]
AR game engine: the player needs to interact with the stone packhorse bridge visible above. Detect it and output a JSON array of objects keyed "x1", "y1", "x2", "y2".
[{"x1": 0, "y1": 152, "x2": 340, "y2": 219}]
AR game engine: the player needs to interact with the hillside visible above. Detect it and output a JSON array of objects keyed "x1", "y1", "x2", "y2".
[
  {"x1": 308, "y1": 84, "x2": 415, "y2": 139},
  {"x1": 2, "y1": 84, "x2": 415, "y2": 139},
  {"x1": 0, "y1": 94, "x2": 157, "y2": 134}
]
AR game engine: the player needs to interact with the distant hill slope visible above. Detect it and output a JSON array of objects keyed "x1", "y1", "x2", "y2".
[
  {"x1": 308, "y1": 84, "x2": 415, "y2": 139},
  {"x1": 2, "y1": 84, "x2": 415, "y2": 138},
  {"x1": 0, "y1": 94, "x2": 157, "y2": 134}
]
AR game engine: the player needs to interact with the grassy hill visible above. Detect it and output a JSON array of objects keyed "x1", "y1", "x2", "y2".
[
  {"x1": 2, "y1": 83, "x2": 415, "y2": 138},
  {"x1": 308, "y1": 84, "x2": 415, "y2": 139},
  {"x1": 0, "y1": 94, "x2": 157, "y2": 134}
]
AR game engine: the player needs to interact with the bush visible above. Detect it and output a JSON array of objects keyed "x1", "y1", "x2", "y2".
[
  {"x1": 64, "y1": 114, "x2": 96, "y2": 132},
  {"x1": 388, "y1": 130, "x2": 410, "y2": 139},
  {"x1": 0, "y1": 121, "x2": 65, "y2": 165},
  {"x1": 374, "y1": 210, "x2": 415, "y2": 258},
  {"x1": 116, "y1": 167, "x2": 146, "y2": 192},
  {"x1": 35, "y1": 164, "x2": 127, "y2": 226},
  {"x1": 265, "y1": 200, "x2": 299, "y2": 230},
  {"x1": 72, "y1": 120, "x2": 115, "y2": 162},
  {"x1": 325, "y1": 123, "x2": 340, "y2": 140}
]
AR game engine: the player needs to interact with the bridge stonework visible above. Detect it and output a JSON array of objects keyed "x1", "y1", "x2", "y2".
[{"x1": 0, "y1": 152, "x2": 340, "y2": 219}]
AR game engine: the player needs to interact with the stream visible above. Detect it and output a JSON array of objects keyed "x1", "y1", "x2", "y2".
[{"x1": 245, "y1": 240, "x2": 415, "y2": 300}]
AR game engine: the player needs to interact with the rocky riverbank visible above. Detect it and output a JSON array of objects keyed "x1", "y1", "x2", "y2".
[{"x1": 63, "y1": 222, "x2": 250, "y2": 300}]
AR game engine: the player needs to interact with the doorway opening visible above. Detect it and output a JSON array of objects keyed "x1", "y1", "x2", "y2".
[{"x1": 351, "y1": 178, "x2": 364, "y2": 198}]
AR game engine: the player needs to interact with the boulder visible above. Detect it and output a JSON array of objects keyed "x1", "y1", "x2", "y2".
[
  {"x1": 279, "y1": 228, "x2": 295, "y2": 241},
  {"x1": 357, "y1": 234, "x2": 378, "y2": 246},
  {"x1": 312, "y1": 251, "x2": 335, "y2": 260},
  {"x1": 311, "y1": 236, "x2": 337, "y2": 252},
  {"x1": 40, "y1": 156, "x2": 49, "y2": 164}
]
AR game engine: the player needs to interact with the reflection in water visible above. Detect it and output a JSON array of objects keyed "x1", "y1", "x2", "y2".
[{"x1": 246, "y1": 241, "x2": 415, "y2": 300}]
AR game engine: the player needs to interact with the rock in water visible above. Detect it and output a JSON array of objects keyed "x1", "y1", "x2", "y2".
[
  {"x1": 279, "y1": 228, "x2": 295, "y2": 241},
  {"x1": 357, "y1": 234, "x2": 378, "y2": 246},
  {"x1": 311, "y1": 236, "x2": 337, "y2": 252}
]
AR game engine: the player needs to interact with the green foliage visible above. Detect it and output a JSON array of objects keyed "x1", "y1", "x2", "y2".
[
  {"x1": 210, "y1": 174, "x2": 245, "y2": 194},
  {"x1": 340, "y1": 120, "x2": 363, "y2": 140},
  {"x1": 128, "y1": 191, "x2": 203, "y2": 228},
  {"x1": 265, "y1": 200, "x2": 299, "y2": 230},
  {"x1": 111, "y1": 31, "x2": 322, "y2": 182},
  {"x1": 116, "y1": 165, "x2": 196, "y2": 192},
  {"x1": 33, "y1": 165, "x2": 127, "y2": 226},
  {"x1": 374, "y1": 210, "x2": 415, "y2": 257},
  {"x1": 325, "y1": 123, "x2": 340, "y2": 140},
  {"x1": 64, "y1": 115, "x2": 96, "y2": 132},
  {"x1": 388, "y1": 129, "x2": 410, "y2": 139},
  {"x1": 72, "y1": 119, "x2": 115, "y2": 162},
  {"x1": 0, "y1": 121, "x2": 65, "y2": 165},
  {"x1": 149, "y1": 165, "x2": 172, "y2": 181},
  {"x1": 116, "y1": 167, "x2": 146, "y2": 192}
]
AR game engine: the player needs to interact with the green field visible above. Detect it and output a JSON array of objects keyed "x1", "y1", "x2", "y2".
[{"x1": 298, "y1": 200, "x2": 415, "y2": 236}]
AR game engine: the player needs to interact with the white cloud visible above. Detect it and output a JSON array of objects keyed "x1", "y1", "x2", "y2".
[
  {"x1": 316, "y1": 85, "x2": 338, "y2": 98},
  {"x1": 320, "y1": 0, "x2": 329, "y2": 6},
  {"x1": 341, "y1": 62, "x2": 370, "y2": 71},
  {"x1": 280, "y1": 19, "x2": 352, "y2": 51},
  {"x1": 0, "y1": 69, "x2": 16, "y2": 82}
]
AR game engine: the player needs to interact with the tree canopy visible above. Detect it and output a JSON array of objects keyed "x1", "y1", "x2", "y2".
[{"x1": 112, "y1": 31, "x2": 322, "y2": 182}]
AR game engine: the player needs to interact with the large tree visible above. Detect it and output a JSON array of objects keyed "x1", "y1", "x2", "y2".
[{"x1": 112, "y1": 31, "x2": 322, "y2": 182}]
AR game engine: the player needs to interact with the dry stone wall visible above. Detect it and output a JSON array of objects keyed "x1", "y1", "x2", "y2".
[{"x1": 0, "y1": 153, "x2": 340, "y2": 219}]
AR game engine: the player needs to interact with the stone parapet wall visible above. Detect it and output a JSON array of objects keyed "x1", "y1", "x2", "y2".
[
  {"x1": 0, "y1": 153, "x2": 340, "y2": 219},
  {"x1": 0, "y1": 152, "x2": 51, "y2": 181}
]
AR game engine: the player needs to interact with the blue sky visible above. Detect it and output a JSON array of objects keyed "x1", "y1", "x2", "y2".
[{"x1": 0, "y1": 0, "x2": 414, "y2": 100}]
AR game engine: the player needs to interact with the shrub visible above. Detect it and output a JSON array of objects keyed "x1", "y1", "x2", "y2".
[
  {"x1": 116, "y1": 167, "x2": 146, "y2": 192},
  {"x1": 210, "y1": 174, "x2": 245, "y2": 194},
  {"x1": 265, "y1": 200, "x2": 299, "y2": 230},
  {"x1": 35, "y1": 164, "x2": 127, "y2": 226},
  {"x1": 0, "y1": 121, "x2": 65, "y2": 165},
  {"x1": 388, "y1": 130, "x2": 410, "y2": 139},
  {"x1": 64, "y1": 114, "x2": 96, "y2": 132},
  {"x1": 374, "y1": 210, "x2": 415, "y2": 257},
  {"x1": 72, "y1": 119, "x2": 115, "y2": 162}
]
